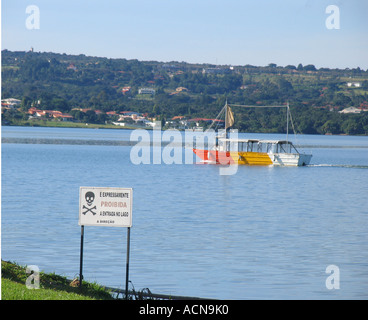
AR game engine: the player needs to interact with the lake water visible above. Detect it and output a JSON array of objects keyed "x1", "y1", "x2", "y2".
[{"x1": 2, "y1": 126, "x2": 368, "y2": 299}]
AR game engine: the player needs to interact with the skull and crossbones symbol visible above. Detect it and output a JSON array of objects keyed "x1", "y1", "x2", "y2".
[{"x1": 82, "y1": 191, "x2": 97, "y2": 215}]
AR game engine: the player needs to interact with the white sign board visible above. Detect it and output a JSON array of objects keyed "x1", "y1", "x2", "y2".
[{"x1": 79, "y1": 187, "x2": 132, "y2": 227}]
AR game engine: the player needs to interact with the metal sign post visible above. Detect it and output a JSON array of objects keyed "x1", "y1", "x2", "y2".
[
  {"x1": 78, "y1": 187, "x2": 133, "y2": 295},
  {"x1": 125, "y1": 226, "x2": 131, "y2": 300},
  {"x1": 79, "y1": 225, "x2": 84, "y2": 289}
]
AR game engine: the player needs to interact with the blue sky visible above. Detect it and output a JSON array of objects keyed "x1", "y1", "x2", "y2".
[{"x1": 2, "y1": 0, "x2": 368, "y2": 69}]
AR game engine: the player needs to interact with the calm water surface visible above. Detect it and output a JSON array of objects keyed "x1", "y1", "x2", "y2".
[{"x1": 2, "y1": 126, "x2": 368, "y2": 299}]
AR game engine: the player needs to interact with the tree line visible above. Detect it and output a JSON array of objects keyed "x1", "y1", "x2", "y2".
[{"x1": 2, "y1": 49, "x2": 368, "y2": 135}]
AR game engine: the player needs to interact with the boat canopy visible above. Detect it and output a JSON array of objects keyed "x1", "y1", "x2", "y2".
[
  {"x1": 219, "y1": 138, "x2": 291, "y2": 144},
  {"x1": 217, "y1": 138, "x2": 299, "y2": 154}
]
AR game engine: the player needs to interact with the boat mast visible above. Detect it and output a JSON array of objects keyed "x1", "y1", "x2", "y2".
[
  {"x1": 225, "y1": 99, "x2": 228, "y2": 137},
  {"x1": 286, "y1": 102, "x2": 289, "y2": 143}
]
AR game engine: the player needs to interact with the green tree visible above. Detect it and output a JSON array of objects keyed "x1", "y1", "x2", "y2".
[
  {"x1": 341, "y1": 118, "x2": 362, "y2": 135},
  {"x1": 304, "y1": 64, "x2": 317, "y2": 71},
  {"x1": 83, "y1": 110, "x2": 97, "y2": 123},
  {"x1": 321, "y1": 120, "x2": 340, "y2": 134},
  {"x1": 51, "y1": 97, "x2": 69, "y2": 112},
  {"x1": 21, "y1": 96, "x2": 33, "y2": 111}
]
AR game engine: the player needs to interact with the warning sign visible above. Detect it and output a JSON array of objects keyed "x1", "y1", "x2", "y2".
[{"x1": 79, "y1": 187, "x2": 132, "y2": 227}]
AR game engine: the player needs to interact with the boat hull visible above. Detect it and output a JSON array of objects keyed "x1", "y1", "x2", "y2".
[
  {"x1": 270, "y1": 152, "x2": 312, "y2": 166},
  {"x1": 193, "y1": 149, "x2": 312, "y2": 166}
]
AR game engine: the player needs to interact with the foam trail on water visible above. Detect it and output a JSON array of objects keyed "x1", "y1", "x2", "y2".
[{"x1": 308, "y1": 164, "x2": 368, "y2": 169}]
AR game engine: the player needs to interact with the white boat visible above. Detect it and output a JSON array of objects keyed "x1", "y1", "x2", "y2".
[{"x1": 193, "y1": 103, "x2": 312, "y2": 166}]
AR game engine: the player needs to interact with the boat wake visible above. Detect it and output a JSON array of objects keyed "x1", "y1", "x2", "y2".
[{"x1": 308, "y1": 164, "x2": 368, "y2": 169}]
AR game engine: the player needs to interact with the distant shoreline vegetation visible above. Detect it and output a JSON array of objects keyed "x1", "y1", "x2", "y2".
[
  {"x1": 2, "y1": 120, "x2": 368, "y2": 137},
  {"x1": 2, "y1": 50, "x2": 368, "y2": 135}
]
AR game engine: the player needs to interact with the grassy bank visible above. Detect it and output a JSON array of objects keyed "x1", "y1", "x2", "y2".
[
  {"x1": 7, "y1": 119, "x2": 141, "y2": 130},
  {"x1": 1, "y1": 260, "x2": 114, "y2": 300}
]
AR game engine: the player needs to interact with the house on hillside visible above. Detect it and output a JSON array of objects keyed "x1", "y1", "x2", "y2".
[
  {"x1": 114, "y1": 111, "x2": 153, "y2": 127},
  {"x1": 27, "y1": 107, "x2": 73, "y2": 121},
  {"x1": 120, "y1": 111, "x2": 139, "y2": 117},
  {"x1": 347, "y1": 82, "x2": 361, "y2": 88},
  {"x1": 1, "y1": 98, "x2": 21, "y2": 109},
  {"x1": 172, "y1": 116, "x2": 186, "y2": 121},
  {"x1": 122, "y1": 87, "x2": 131, "y2": 94},
  {"x1": 339, "y1": 107, "x2": 361, "y2": 114},
  {"x1": 176, "y1": 87, "x2": 188, "y2": 92},
  {"x1": 67, "y1": 64, "x2": 77, "y2": 71},
  {"x1": 202, "y1": 67, "x2": 231, "y2": 75},
  {"x1": 138, "y1": 88, "x2": 155, "y2": 95},
  {"x1": 187, "y1": 118, "x2": 224, "y2": 127},
  {"x1": 52, "y1": 113, "x2": 74, "y2": 121}
]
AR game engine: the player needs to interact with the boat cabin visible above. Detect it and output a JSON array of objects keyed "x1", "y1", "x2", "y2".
[{"x1": 218, "y1": 138, "x2": 300, "y2": 154}]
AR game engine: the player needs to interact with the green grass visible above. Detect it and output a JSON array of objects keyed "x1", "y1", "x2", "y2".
[
  {"x1": 1, "y1": 278, "x2": 99, "y2": 300},
  {"x1": 10, "y1": 119, "x2": 135, "y2": 130},
  {"x1": 1, "y1": 260, "x2": 114, "y2": 300},
  {"x1": 6, "y1": 119, "x2": 154, "y2": 131}
]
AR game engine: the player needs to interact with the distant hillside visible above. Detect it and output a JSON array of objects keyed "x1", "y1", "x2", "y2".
[{"x1": 2, "y1": 49, "x2": 368, "y2": 135}]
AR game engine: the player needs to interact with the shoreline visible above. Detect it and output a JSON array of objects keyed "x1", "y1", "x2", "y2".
[{"x1": 2, "y1": 122, "x2": 368, "y2": 137}]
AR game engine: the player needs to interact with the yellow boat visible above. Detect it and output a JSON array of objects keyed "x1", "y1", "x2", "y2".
[{"x1": 193, "y1": 103, "x2": 312, "y2": 167}]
